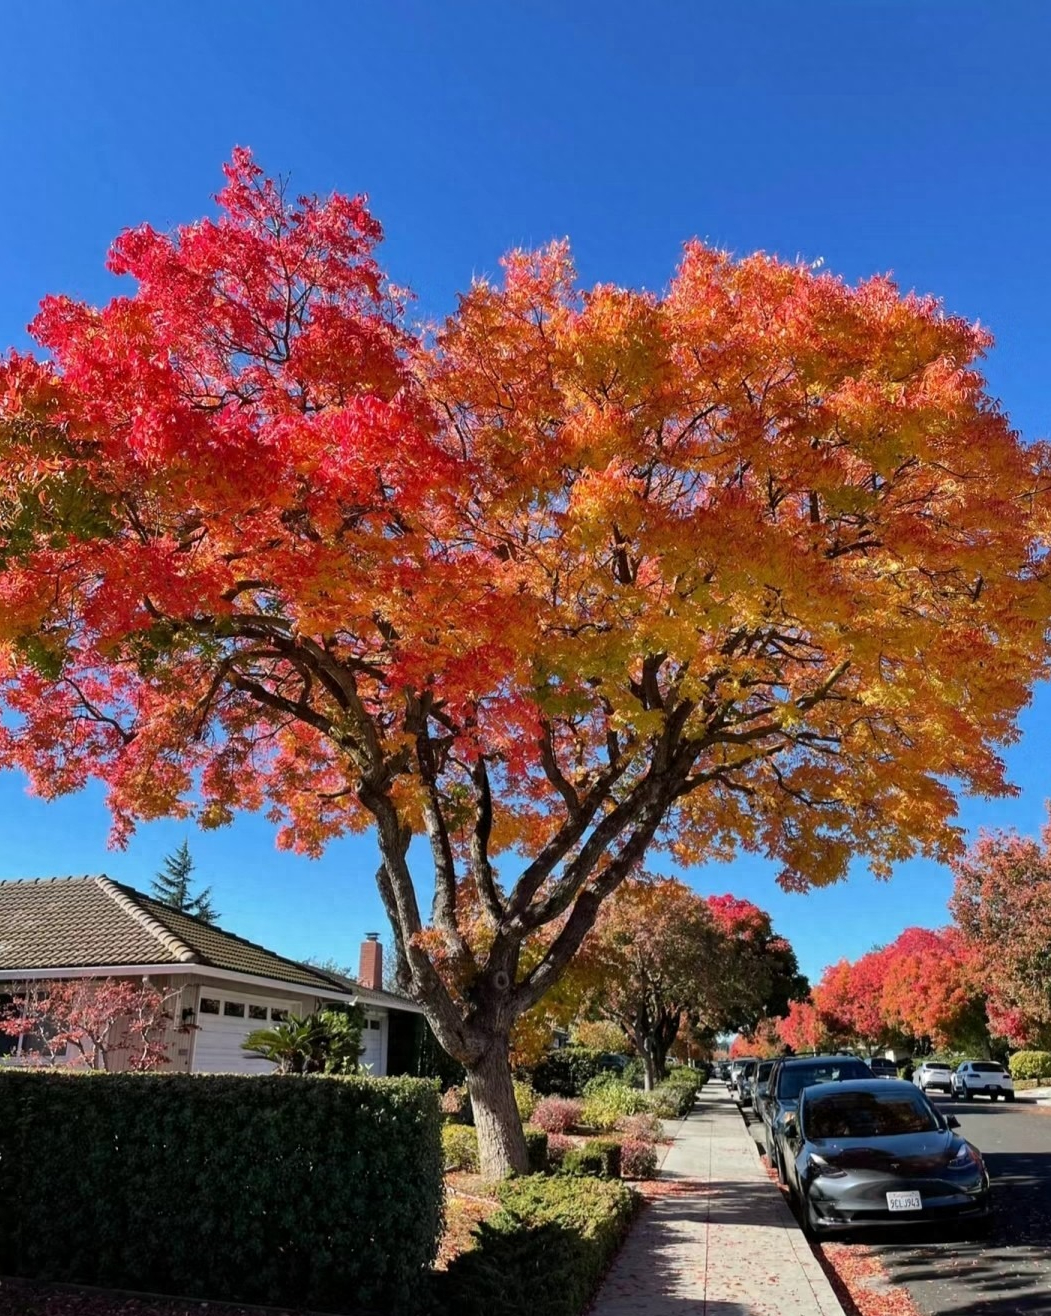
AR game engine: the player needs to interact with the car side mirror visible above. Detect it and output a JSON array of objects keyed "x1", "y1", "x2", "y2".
[{"x1": 946, "y1": 1115, "x2": 960, "y2": 1129}]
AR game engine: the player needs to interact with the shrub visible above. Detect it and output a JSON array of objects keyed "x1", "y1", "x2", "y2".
[
  {"x1": 533, "y1": 1095, "x2": 583, "y2": 1134},
  {"x1": 441, "y1": 1083, "x2": 471, "y2": 1121},
  {"x1": 581, "y1": 1079, "x2": 649, "y2": 1131},
  {"x1": 524, "y1": 1126, "x2": 549, "y2": 1172},
  {"x1": 647, "y1": 1075, "x2": 699, "y2": 1118},
  {"x1": 531, "y1": 1047, "x2": 608, "y2": 1097},
  {"x1": 443, "y1": 1123, "x2": 480, "y2": 1171},
  {"x1": 437, "y1": 1175, "x2": 636, "y2": 1316},
  {"x1": 620, "y1": 1139, "x2": 659, "y2": 1180},
  {"x1": 620, "y1": 1057, "x2": 645, "y2": 1088},
  {"x1": 664, "y1": 1065, "x2": 705, "y2": 1090},
  {"x1": 0, "y1": 1070, "x2": 442, "y2": 1314},
  {"x1": 514, "y1": 1079, "x2": 538, "y2": 1122},
  {"x1": 1009, "y1": 1051, "x2": 1051, "y2": 1081},
  {"x1": 546, "y1": 1132, "x2": 575, "y2": 1167},
  {"x1": 559, "y1": 1138, "x2": 622, "y2": 1179},
  {"x1": 616, "y1": 1111, "x2": 663, "y2": 1143}
]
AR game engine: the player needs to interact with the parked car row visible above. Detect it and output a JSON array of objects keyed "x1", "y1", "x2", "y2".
[{"x1": 724, "y1": 1053, "x2": 993, "y2": 1237}]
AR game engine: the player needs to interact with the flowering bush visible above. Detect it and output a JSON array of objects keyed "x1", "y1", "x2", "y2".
[
  {"x1": 620, "y1": 1139, "x2": 659, "y2": 1180},
  {"x1": 533, "y1": 1096, "x2": 583, "y2": 1134},
  {"x1": 545, "y1": 1133, "x2": 575, "y2": 1167},
  {"x1": 616, "y1": 1112, "x2": 663, "y2": 1143}
]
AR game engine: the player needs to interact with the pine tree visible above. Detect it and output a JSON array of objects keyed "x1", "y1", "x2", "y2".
[{"x1": 151, "y1": 841, "x2": 218, "y2": 923}]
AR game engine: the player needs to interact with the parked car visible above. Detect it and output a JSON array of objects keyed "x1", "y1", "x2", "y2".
[
  {"x1": 868, "y1": 1057, "x2": 899, "y2": 1079},
  {"x1": 952, "y1": 1061, "x2": 1015, "y2": 1102},
  {"x1": 729, "y1": 1056, "x2": 757, "y2": 1096},
  {"x1": 762, "y1": 1054, "x2": 873, "y2": 1181},
  {"x1": 715, "y1": 1062, "x2": 731, "y2": 1082},
  {"x1": 734, "y1": 1059, "x2": 759, "y2": 1106},
  {"x1": 749, "y1": 1059, "x2": 775, "y2": 1114},
  {"x1": 913, "y1": 1061, "x2": 955, "y2": 1095},
  {"x1": 781, "y1": 1079, "x2": 991, "y2": 1238}
]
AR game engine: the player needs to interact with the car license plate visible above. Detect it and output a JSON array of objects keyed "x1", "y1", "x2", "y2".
[{"x1": 887, "y1": 1191, "x2": 922, "y2": 1212}]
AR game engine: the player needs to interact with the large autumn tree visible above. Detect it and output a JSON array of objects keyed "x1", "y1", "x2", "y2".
[{"x1": 0, "y1": 154, "x2": 1048, "y2": 1176}]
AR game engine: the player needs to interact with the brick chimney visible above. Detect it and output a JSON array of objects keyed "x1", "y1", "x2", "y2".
[{"x1": 358, "y1": 933, "x2": 383, "y2": 990}]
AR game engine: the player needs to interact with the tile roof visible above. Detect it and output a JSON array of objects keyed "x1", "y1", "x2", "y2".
[{"x1": 0, "y1": 876, "x2": 354, "y2": 993}]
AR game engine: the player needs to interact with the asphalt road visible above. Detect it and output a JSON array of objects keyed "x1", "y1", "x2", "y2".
[{"x1": 872, "y1": 1096, "x2": 1051, "y2": 1316}]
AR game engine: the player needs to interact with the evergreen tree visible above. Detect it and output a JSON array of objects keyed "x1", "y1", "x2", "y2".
[{"x1": 151, "y1": 841, "x2": 218, "y2": 923}]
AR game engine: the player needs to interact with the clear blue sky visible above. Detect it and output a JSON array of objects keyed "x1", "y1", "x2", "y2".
[{"x1": 1, "y1": 1, "x2": 1049, "y2": 984}]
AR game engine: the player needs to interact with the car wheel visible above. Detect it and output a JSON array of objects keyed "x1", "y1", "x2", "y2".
[
  {"x1": 959, "y1": 1083, "x2": 971, "y2": 1100},
  {"x1": 775, "y1": 1147, "x2": 787, "y2": 1186},
  {"x1": 1006, "y1": 1091, "x2": 1016, "y2": 1102},
  {"x1": 802, "y1": 1190, "x2": 825, "y2": 1241}
]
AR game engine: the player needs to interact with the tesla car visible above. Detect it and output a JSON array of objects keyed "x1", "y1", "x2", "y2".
[
  {"x1": 780, "y1": 1079, "x2": 991, "y2": 1237},
  {"x1": 762, "y1": 1054, "x2": 873, "y2": 1178}
]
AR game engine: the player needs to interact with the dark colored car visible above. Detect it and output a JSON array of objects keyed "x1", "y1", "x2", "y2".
[
  {"x1": 748, "y1": 1059, "x2": 775, "y2": 1115},
  {"x1": 734, "y1": 1059, "x2": 759, "y2": 1106},
  {"x1": 781, "y1": 1079, "x2": 991, "y2": 1237},
  {"x1": 868, "y1": 1057, "x2": 899, "y2": 1079},
  {"x1": 762, "y1": 1054, "x2": 873, "y2": 1179}
]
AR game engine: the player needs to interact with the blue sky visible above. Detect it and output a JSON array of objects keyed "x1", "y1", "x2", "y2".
[{"x1": 1, "y1": 2, "x2": 1049, "y2": 984}]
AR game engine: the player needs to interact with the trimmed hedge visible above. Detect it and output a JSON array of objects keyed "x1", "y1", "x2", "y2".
[
  {"x1": 524, "y1": 1126, "x2": 549, "y2": 1172},
  {"x1": 436, "y1": 1175, "x2": 636, "y2": 1316},
  {"x1": 443, "y1": 1122, "x2": 480, "y2": 1171},
  {"x1": 559, "y1": 1137, "x2": 621, "y2": 1180},
  {"x1": 0, "y1": 1069, "x2": 442, "y2": 1314},
  {"x1": 1009, "y1": 1050, "x2": 1051, "y2": 1081}
]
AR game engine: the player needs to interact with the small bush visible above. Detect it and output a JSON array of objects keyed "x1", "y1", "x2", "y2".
[
  {"x1": 441, "y1": 1084, "x2": 471, "y2": 1121},
  {"x1": 531, "y1": 1047, "x2": 608, "y2": 1097},
  {"x1": 560, "y1": 1138, "x2": 621, "y2": 1179},
  {"x1": 616, "y1": 1111, "x2": 663, "y2": 1143},
  {"x1": 514, "y1": 1079, "x2": 538, "y2": 1122},
  {"x1": 647, "y1": 1074, "x2": 699, "y2": 1118},
  {"x1": 1009, "y1": 1051, "x2": 1051, "y2": 1081},
  {"x1": 620, "y1": 1057, "x2": 645, "y2": 1088},
  {"x1": 546, "y1": 1132, "x2": 574, "y2": 1167},
  {"x1": 664, "y1": 1065, "x2": 705, "y2": 1090},
  {"x1": 442, "y1": 1123, "x2": 480, "y2": 1172},
  {"x1": 524, "y1": 1126, "x2": 549, "y2": 1172},
  {"x1": 533, "y1": 1095, "x2": 583, "y2": 1134},
  {"x1": 620, "y1": 1139, "x2": 659, "y2": 1180},
  {"x1": 581, "y1": 1078, "x2": 649, "y2": 1131},
  {"x1": 437, "y1": 1176, "x2": 636, "y2": 1316}
]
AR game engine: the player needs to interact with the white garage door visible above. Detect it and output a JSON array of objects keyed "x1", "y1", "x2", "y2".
[{"x1": 193, "y1": 992, "x2": 295, "y2": 1074}]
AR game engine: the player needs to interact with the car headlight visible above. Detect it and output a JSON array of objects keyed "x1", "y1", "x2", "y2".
[
  {"x1": 810, "y1": 1154, "x2": 848, "y2": 1179},
  {"x1": 947, "y1": 1143, "x2": 980, "y2": 1170}
]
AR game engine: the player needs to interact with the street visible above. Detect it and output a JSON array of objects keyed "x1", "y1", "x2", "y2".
[{"x1": 874, "y1": 1098, "x2": 1051, "y2": 1316}]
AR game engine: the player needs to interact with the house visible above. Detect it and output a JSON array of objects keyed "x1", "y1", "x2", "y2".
[{"x1": 0, "y1": 875, "x2": 424, "y2": 1075}]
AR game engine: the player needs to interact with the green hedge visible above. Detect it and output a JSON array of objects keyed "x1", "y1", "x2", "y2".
[
  {"x1": 530, "y1": 1048, "x2": 609, "y2": 1097},
  {"x1": 437, "y1": 1175, "x2": 636, "y2": 1316},
  {"x1": 1009, "y1": 1050, "x2": 1051, "y2": 1081},
  {"x1": 559, "y1": 1138, "x2": 621, "y2": 1180},
  {"x1": 0, "y1": 1070, "x2": 442, "y2": 1314}
]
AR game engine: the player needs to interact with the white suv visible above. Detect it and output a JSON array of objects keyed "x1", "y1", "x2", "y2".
[
  {"x1": 952, "y1": 1060, "x2": 1015, "y2": 1102},
  {"x1": 913, "y1": 1060, "x2": 954, "y2": 1094}
]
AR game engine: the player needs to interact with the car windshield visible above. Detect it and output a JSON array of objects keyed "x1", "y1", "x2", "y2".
[
  {"x1": 779, "y1": 1061, "x2": 871, "y2": 1100},
  {"x1": 970, "y1": 1063, "x2": 1006, "y2": 1074},
  {"x1": 804, "y1": 1089, "x2": 940, "y2": 1139},
  {"x1": 757, "y1": 1062, "x2": 773, "y2": 1080}
]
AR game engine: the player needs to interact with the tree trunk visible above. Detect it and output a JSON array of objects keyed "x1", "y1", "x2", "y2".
[{"x1": 465, "y1": 1037, "x2": 529, "y2": 1178}]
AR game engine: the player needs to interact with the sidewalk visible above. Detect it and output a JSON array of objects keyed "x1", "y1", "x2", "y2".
[{"x1": 590, "y1": 1086, "x2": 845, "y2": 1316}]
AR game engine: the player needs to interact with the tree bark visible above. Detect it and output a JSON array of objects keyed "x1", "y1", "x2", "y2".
[{"x1": 465, "y1": 1036, "x2": 530, "y2": 1178}]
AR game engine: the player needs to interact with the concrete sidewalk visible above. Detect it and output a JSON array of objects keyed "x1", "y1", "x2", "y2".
[{"x1": 590, "y1": 1086, "x2": 845, "y2": 1315}]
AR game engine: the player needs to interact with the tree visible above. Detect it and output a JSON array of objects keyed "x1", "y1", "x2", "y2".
[
  {"x1": 0, "y1": 153, "x2": 1047, "y2": 1176},
  {"x1": 879, "y1": 927, "x2": 988, "y2": 1054},
  {"x1": 576, "y1": 878, "x2": 725, "y2": 1089},
  {"x1": 0, "y1": 977, "x2": 177, "y2": 1070},
  {"x1": 704, "y1": 895, "x2": 809, "y2": 1035},
  {"x1": 152, "y1": 840, "x2": 218, "y2": 922},
  {"x1": 950, "y1": 823, "x2": 1051, "y2": 1048},
  {"x1": 778, "y1": 999, "x2": 833, "y2": 1054}
]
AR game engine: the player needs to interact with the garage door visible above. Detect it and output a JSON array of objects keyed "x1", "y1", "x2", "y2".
[
  {"x1": 360, "y1": 1014, "x2": 387, "y2": 1076},
  {"x1": 193, "y1": 992, "x2": 295, "y2": 1074}
]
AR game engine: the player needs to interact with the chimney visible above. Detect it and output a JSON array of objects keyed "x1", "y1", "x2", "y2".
[{"x1": 359, "y1": 933, "x2": 383, "y2": 990}]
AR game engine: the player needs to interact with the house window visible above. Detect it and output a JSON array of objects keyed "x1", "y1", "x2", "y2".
[
  {"x1": 223, "y1": 1001, "x2": 246, "y2": 1018},
  {"x1": 199, "y1": 997, "x2": 220, "y2": 1015},
  {"x1": 368, "y1": 1020, "x2": 381, "y2": 1030},
  {"x1": 248, "y1": 1005, "x2": 267, "y2": 1021},
  {"x1": 271, "y1": 1008, "x2": 289, "y2": 1022}
]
